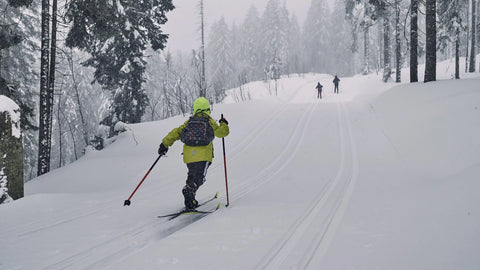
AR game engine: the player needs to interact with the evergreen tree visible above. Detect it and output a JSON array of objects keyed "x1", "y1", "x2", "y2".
[
  {"x1": 286, "y1": 14, "x2": 303, "y2": 74},
  {"x1": 438, "y1": 0, "x2": 468, "y2": 79},
  {"x1": 65, "y1": 0, "x2": 175, "y2": 125},
  {"x1": 206, "y1": 17, "x2": 234, "y2": 102},
  {"x1": 303, "y1": 0, "x2": 331, "y2": 72},
  {"x1": 331, "y1": 0, "x2": 356, "y2": 75},
  {"x1": 368, "y1": 0, "x2": 393, "y2": 82},
  {"x1": 261, "y1": 0, "x2": 289, "y2": 77},
  {"x1": 348, "y1": 0, "x2": 375, "y2": 75},
  {"x1": 238, "y1": 5, "x2": 262, "y2": 80},
  {"x1": 1, "y1": 0, "x2": 39, "y2": 178}
]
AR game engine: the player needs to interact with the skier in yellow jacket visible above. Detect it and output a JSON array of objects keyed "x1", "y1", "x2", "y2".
[{"x1": 158, "y1": 97, "x2": 229, "y2": 209}]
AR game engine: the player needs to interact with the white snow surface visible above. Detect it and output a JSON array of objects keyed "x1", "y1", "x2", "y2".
[
  {"x1": 0, "y1": 95, "x2": 21, "y2": 138},
  {"x1": 1, "y1": 61, "x2": 480, "y2": 269}
]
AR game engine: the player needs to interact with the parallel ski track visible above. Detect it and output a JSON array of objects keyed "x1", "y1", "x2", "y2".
[
  {"x1": 255, "y1": 101, "x2": 359, "y2": 270},
  {"x1": 6, "y1": 80, "x2": 320, "y2": 270},
  {"x1": 41, "y1": 199, "x2": 219, "y2": 270},
  {"x1": 22, "y1": 80, "x2": 317, "y2": 270},
  {"x1": 109, "y1": 79, "x2": 317, "y2": 209},
  {"x1": 229, "y1": 97, "x2": 319, "y2": 204}
]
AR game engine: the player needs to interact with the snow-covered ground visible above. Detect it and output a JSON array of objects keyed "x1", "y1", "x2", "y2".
[{"x1": 1, "y1": 59, "x2": 480, "y2": 269}]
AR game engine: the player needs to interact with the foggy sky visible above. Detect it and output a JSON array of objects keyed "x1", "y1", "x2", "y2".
[{"x1": 163, "y1": 0, "x2": 327, "y2": 53}]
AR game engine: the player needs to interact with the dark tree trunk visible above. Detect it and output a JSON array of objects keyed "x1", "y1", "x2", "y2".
[
  {"x1": 410, "y1": 0, "x2": 418, "y2": 82},
  {"x1": 37, "y1": 0, "x2": 51, "y2": 176},
  {"x1": 0, "y1": 110, "x2": 24, "y2": 201},
  {"x1": 469, "y1": 0, "x2": 476, "y2": 72},
  {"x1": 362, "y1": 26, "x2": 370, "y2": 75},
  {"x1": 382, "y1": 11, "x2": 392, "y2": 83},
  {"x1": 424, "y1": 0, "x2": 436, "y2": 82},
  {"x1": 200, "y1": 0, "x2": 207, "y2": 97},
  {"x1": 395, "y1": 0, "x2": 401, "y2": 83},
  {"x1": 455, "y1": 33, "x2": 460, "y2": 79},
  {"x1": 48, "y1": 0, "x2": 57, "y2": 160}
]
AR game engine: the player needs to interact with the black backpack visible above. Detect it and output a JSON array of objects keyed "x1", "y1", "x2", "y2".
[{"x1": 180, "y1": 116, "x2": 214, "y2": 146}]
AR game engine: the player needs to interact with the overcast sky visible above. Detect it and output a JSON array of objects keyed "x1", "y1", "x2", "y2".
[{"x1": 162, "y1": 0, "x2": 324, "y2": 53}]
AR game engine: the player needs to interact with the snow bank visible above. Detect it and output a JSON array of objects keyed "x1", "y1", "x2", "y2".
[{"x1": 0, "y1": 95, "x2": 21, "y2": 138}]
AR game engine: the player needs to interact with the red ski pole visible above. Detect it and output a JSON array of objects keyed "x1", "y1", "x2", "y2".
[
  {"x1": 221, "y1": 114, "x2": 230, "y2": 207},
  {"x1": 124, "y1": 154, "x2": 163, "y2": 206}
]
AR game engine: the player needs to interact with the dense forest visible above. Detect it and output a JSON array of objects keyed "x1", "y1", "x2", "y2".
[{"x1": 0, "y1": 0, "x2": 479, "y2": 191}]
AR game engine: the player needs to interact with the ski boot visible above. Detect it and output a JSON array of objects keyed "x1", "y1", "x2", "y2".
[{"x1": 182, "y1": 185, "x2": 199, "y2": 210}]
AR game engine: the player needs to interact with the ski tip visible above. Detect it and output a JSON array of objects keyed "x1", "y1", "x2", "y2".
[
  {"x1": 216, "y1": 202, "x2": 221, "y2": 210},
  {"x1": 214, "y1": 191, "x2": 219, "y2": 198}
]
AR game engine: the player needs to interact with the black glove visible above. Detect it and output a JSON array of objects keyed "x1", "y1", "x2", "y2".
[
  {"x1": 158, "y1": 143, "x2": 168, "y2": 156},
  {"x1": 219, "y1": 117, "x2": 229, "y2": 125}
]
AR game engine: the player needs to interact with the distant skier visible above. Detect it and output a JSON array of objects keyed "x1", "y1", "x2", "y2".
[
  {"x1": 333, "y1": 75, "x2": 340, "y2": 94},
  {"x1": 158, "y1": 97, "x2": 229, "y2": 210},
  {"x1": 316, "y1": 82, "x2": 323, "y2": 99}
]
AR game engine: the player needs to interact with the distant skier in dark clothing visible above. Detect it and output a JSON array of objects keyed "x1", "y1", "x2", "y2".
[
  {"x1": 333, "y1": 75, "x2": 340, "y2": 94},
  {"x1": 316, "y1": 82, "x2": 323, "y2": 99}
]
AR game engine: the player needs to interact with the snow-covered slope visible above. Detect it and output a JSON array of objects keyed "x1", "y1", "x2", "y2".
[{"x1": 1, "y1": 62, "x2": 479, "y2": 270}]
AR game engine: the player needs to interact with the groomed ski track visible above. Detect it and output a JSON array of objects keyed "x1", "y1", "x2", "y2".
[{"x1": 0, "y1": 76, "x2": 373, "y2": 269}]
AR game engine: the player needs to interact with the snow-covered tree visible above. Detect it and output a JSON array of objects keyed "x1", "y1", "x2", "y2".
[
  {"x1": 286, "y1": 14, "x2": 303, "y2": 74},
  {"x1": 0, "y1": 95, "x2": 23, "y2": 203},
  {"x1": 238, "y1": 5, "x2": 263, "y2": 80},
  {"x1": 65, "y1": 0, "x2": 175, "y2": 126},
  {"x1": 438, "y1": 0, "x2": 468, "y2": 79},
  {"x1": 368, "y1": 0, "x2": 393, "y2": 82},
  {"x1": 261, "y1": 0, "x2": 289, "y2": 77},
  {"x1": 1, "y1": 0, "x2": 40, "y2": 179},
  {"x1": 303, "y1": 0, "x2": 331, "y2": 72},
  {"x1": 331, "y1": 0, "x2": 356, "y2": 75},
  {"x1": 348, "y1": 0, "x2": 375, "y2": 74},
  {"x1": 206, "y1": 17, "x2": 235, "y2": 102}
]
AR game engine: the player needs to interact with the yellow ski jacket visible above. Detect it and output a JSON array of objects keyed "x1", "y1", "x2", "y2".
[{"x1": 161, "y1": 113, "x2": 229, "y2": 163}]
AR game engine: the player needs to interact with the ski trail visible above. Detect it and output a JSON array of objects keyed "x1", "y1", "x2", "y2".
[
  {"x1": 41, "y1": 212, "x2": 210, "y2": 270},
  {"x1": 303, "y1": 101, "x2": 359, "y2": 269},
  {"x1": 218, "y1": 79, "x2": 317, "y2": 164},
  {"x1": 229, "y1": 99, "x2": 319, "y2": 204},
  {"x1": 256, "y1": 101, "x2": 359, "y2": 270}
]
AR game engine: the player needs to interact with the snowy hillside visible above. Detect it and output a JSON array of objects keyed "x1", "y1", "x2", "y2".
[{"x1": 1, "y1": 61, "x2": 480, "y2": 269}]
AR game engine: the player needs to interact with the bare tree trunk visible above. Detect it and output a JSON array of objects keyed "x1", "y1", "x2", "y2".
[
  {"x1": 410, "y1": 0, "x2": 418, "y2": 82},
  {"x1": 382, "y1": 12, "x2": 392, "y2": 83},
  {"x1": 395, "y1": 0, "x2": 401, "y2": 83},
  {"x1": 48, "y1": 0, "x2": 58, "y2": 162},
  {"x1": 424, "y1": 0, "x2": 437, "y2": 82},
  {"x1": 66, "y1": 52, "x2": 89, "y2": 146},
  {"x1": 362, "y1": 26, "x2": 370, "y2": 75},
  {"x1": 38, "y1": 0, "x2": 51, "y2": 176},
  {"x1": 56, "y1": 93, "x2": 63, "y2": 168},
  {"x1": 200, "y1": 0, "x2": 207, "y2": 97},
  {"x1": 455, "y1": 34, "x2": 460, "y2": 79},
  {"x1": 1, "y1": 109, "x2": 23, "y2": 201},
  {"x1": 469, "y1": 0, "x2": 477, "y2": 72},
  {"x1": 466, "y1": 0, "x2": 470, "y2": 73}
]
